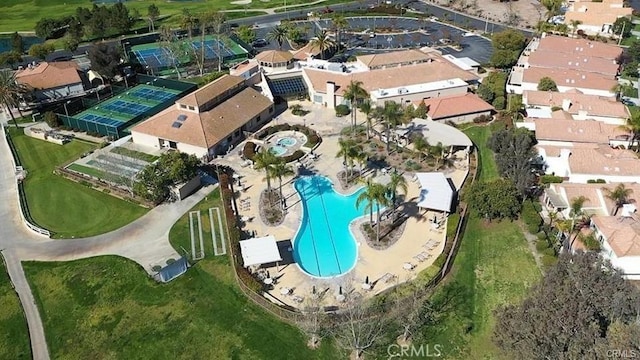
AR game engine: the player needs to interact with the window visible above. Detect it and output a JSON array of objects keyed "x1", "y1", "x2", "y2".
[
  {"x1": 256, "y1": 115, "x2": 261, "y2": 122},
  {"x1": 234, "y1": 130, "x2": 240, "y2": 137},
  {"x1": 227, "y1": 136, "x2": 232, "y2": 143},
  {"x1": 188, "y1": 106, "x2": 195, "y2": 111},
  {"x1": 180, "y1": 104, "x2": 187, "y2": 109},
  {"x1": 169, "y1": 141, "x2": 177, "y2": 149}
]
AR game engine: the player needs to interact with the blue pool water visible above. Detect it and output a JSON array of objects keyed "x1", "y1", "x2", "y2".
[{"x1": 293, "y1": 176, "x2": 370, "y2": 278}]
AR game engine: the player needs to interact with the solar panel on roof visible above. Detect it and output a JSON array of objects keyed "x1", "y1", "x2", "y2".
[
  {"x1": 268, "y1": 77, "x2": 307, "y2": 96},
  {"x1": 177, "y1": 114, "x2": 187, "y2": 121},
  {"x1": 172, "y1": 121, "x2": 183, "y2": 128}
]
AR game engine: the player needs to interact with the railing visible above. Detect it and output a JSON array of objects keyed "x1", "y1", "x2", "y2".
[{"x1": 2, "y1": 126, "x2": 51, "y2": 238}]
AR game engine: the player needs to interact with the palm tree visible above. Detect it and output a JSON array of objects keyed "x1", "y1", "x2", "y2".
[
  {"x1": 567, "y1": 196, "x2": 588, "y2": 250},
  {"x1": 0, "y1": 70, "x2": 29, "y2": 127},
  {"x1": 602, "y1": 183, "x2": 634, "y2": 216},
  {"x1": 331, "y1": 14, "x2": 348, "y2": 48},
  {"x1": 570, "y1": 19, "x2": 582, "y2": 37},
  {"x1": 267, "y1": 25, "x2": 288, "y2": 50},
  {"x1": 270, "y1": 159, "x2": 295, "y2": 201},
  {"x1": 356, "y1": 179, "x2": 376, "y2": 224},
  {"x1": 360, "y1": 100, "x2": 373, "y2": 139},
  {"x1": 309, "y1": 29, "x2": 335, "y2": 60},
  {"x1": 343, "y1": 80, "x2": 368, "y2": 134},
  {"x1": 381, "y1": 101, "x2": 403, "y2": 154},
  {"x1": 252, "y1": 148, "x2": 278, "y2": 191},
  {"x1": 412, "y1": 135, "x2": 429, "y2": 162},
  {"x1": 356, "y1": 180, "x2": 388, "y2": 242},
  {"x1": 429, "y1": 142, "x2": 446, "y2": 170},
  {"x1": 336, "y1": 138, "x2": 362, "y2": 177},
  {"x1": 387, "y1": 171, "x2": 408, "y2": 213},
  {"x1": 619, "y1": 112, "x2": 640, "y2": 150}
]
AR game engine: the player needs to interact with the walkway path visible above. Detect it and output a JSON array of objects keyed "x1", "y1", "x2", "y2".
[{"x1": 0, "y1": 115, "x2": 217, "y2": 359}]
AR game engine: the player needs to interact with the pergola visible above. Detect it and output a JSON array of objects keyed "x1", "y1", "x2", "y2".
[
  {"x1": 239, "y1": 235, "x2": 283, "y2": 269},
  {"x1": 415, "y1": 172, "x2": 455, "y2": 213}
]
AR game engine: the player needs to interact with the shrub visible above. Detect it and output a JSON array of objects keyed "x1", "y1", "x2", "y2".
[
  {"x1": 521, "y1": 200, "x2": 543, "y2": 234},
  {"x1": 492, "y1": 96, "x2": 506, "y2": 110},
  {"x1": 473, "y1": 114, "x2": 492, "y2": 123},
  {"x1": 282, "y1": 149, "x2": 305, "y2": 163},
  {"x1": 305, "y1": 133, "x2": 321, "y2": 148},
  {"x1": 587, "y1": 179, "x2": 606, "y2": 184},
  {"x1": 540, "y1": 175, "x2": 564, "y2": 184},
  {"x1": 542, "y1": 247, "x2": 557, "y2": 257},
  {"x1": 43, "y1": 111, "x2": 61, "y2": 128},
  {"x1": 536, "y1": 239, "x2": 549, "y2": 252},
  {"x1": 541, "y1": 254, "x2": 557, "y2": 267},
  {"x1": 335, "y1": 104, "x2": 350, "y2": 117},
  {"x1": 243, "y1": 141, "x2": 257, "y2": 160}
]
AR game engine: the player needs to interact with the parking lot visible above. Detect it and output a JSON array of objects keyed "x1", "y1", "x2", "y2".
[{"x1": 252, "y1": 16, "x2": 493, "y2": 64}]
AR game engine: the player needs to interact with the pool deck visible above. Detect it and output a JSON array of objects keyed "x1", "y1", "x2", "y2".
[{"x1": 214, "y1": 102, "x2": 469, "y2": 308}]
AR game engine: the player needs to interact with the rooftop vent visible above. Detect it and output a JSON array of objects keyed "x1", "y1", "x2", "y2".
[
  {"x1": 177, "y1": 114, "x2": 187, "y2": 121},
  {"x1": 171, "y1": 121, "x2": 183, "y2": 128}
]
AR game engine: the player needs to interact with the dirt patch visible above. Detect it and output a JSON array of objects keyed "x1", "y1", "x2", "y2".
[{"x1": 432, "y1": 0, "x2": 544, "y2": 29}]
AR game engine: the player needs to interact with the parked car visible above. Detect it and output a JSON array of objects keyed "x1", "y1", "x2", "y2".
[{"x1": 252, "y1": 39, "x2": 269, "y2": 47}]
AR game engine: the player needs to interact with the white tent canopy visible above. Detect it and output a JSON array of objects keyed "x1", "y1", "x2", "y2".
[
  {"x1": 415, "y1": 172, "x2": 454, "y2": 213},
  {"x1": 240, "y1": 235, "x2": 282, "y2": 267}
]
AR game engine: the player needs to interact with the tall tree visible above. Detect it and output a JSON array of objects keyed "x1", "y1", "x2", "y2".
[
  {"x1": 381, "y1": 101, "x2": 404, "y2": 154},
  {"x1": 147, "y1": 4, "x2": 160, "y2": 32},
  {"x1": 494, "y1": 252, "x2": 640, "y2": 360},
  {"x1": 487, "y1": 127, "x2": 540, "y2": 198},
  {"x1": 267, "y1": 25, "x2": 288, "y2": 50},
  {"x1": 387, "y1": 171, "x2": 408, "y2": 213},
  {"x1": 359, "y1": 99, "x2": 373, "y2": 140},
  {"x1": 490, "y1": 29, "x2": 526, "y2": 68},
  {"x1": 537, "y1": 76, "x2": 558, "y2": 91},
  {"x1": 356, "y1": 179, "x2": 376, "y2": 224},
  {"x1": 336, "y1": 138, "x2": 362, "y2": 177},
  {"x1": 429, "y1": 141, "x2": 446, "y2": 170},
  {"x1": 465, "y1": 178, "x2": 522, "y2": 220},
  {"x1": 567, "y1": 195, "x2": 588, "y2": 250},
  {"x1": 570, "y1": 19, "x2": 582, "y2": 36},
  {"x1": 269, "y1": 159, "x2": 294, "y2": 201},
  {"x1": 11, "y1": 32, "x2": 23, "y2": 53},
  {"x1": 309, "y1": 29, "x2": 335, "y2": 60},
  {"x1": 88, "y1": 42, "x2": 121, "y2": 78},
  {"x1": 603, "y1": 183, "x2": 634, "y2": 216},
  {"x1": 210, "y1": 11, "x2": 227, "y2": 72},
  {"x1": 159, "y1": 25, "x2": 184, "y2": 79},
  {"x1": 343, "y1": 80, "x2": 368, "y2": 134},
  {"x1": 252, "y1": 148, "x2": 278, "y2": 191},
  {"x1": 179, "y1": 8, "x2": 198, "y2": 39},
  {"x1": 619, "y1": 112, "x2": 640, "y2": 149},
  {"x1": 412, "y1": 134, "x2": 429, "y2": 162},
  {"x1": 356, "y1": 180, "x2": 388, "y2": 241},
  {"x1": 0, "y1": 70, "x2": 29, "y2": 127},
  {"x1": 331, "y1": 14, "x2": 348, "y2": 48}
]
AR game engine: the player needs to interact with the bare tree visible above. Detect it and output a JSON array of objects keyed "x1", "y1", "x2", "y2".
[
  {"x1": 395, "y1": 286, "x2": 428, "y2": 344},
  {"x1": 332, "y1": 289, "x2": 388, "y2": 359},
  {"x1": 297, "y1": 287, "x2": 328, "y2": 347}
]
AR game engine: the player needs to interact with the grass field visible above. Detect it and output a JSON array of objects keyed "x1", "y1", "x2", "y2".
[
  {"x1": 0, "y1": 261, "x2": 31, "y2": 360},
  {"x1": 0, "y1": 0, "x2": 315, "y2": 32},
  {"x1": 8, "y1": 128, "x2": 147, "y2": 238},
  {"x1": 23, "y1": 191, "x2": 339, "y2": 359},
  {"x1": 400, "y1": 124, "x2": 540, "y2": 359}
]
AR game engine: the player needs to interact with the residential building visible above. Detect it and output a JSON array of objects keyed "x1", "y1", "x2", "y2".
[
  {"x1": 542, "y1": 182, "x2": 640, "y2": 218},
  {"x1": 522, "y1": 90, "x2": 630, "y2": 125},
  {"x1": 564, "y1": 0, "x2": 632, "y2": 37},
  {"x1": 507, "y1": 35, "x2": 623, "y2": 96},
  {"x1": 521, "y1": 118, "x2": 631, "y2": 147},
  {"x1": 590, "y1": 206, "x2": 640, "y2": 279},
  {"x1": 413, "y1": 93, "x2": 494, "y2": 124},
  {"x1": 538, "y1": 144, "x2": 640, "y2": 183},
  {"x1": 15, "y1": 61, "x2": 86, "y2": 102},
  {"x1": 131, "y1": 75, "x2": 274, "y2": 159}
]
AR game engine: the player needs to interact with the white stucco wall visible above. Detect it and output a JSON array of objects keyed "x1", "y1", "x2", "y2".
[
  {"x1": 131, "y1": 131, "x2": 209, "y2": 158},
  {"x1": 596, "y1": 227, "x2": 640, "y2": 280}
]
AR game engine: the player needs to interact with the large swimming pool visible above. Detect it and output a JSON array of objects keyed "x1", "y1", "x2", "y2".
[{"x1": 292, "y1": 176, "x2": 370, "y2": 278}]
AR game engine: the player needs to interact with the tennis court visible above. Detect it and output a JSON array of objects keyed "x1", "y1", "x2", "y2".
[
  {"x1": 131, "y1": 35, "x2": 248, "y2": 70},
  {"x1": 65, "y1": 83, "x2": 185, "y2": 139}
]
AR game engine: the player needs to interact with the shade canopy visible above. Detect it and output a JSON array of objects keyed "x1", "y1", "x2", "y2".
[
  {"x1": 240, "y1": 235, "x2": 282, "y2": 267},
  {"x1": 415, "y1": 172, "x2": 454, "y2": 212}
]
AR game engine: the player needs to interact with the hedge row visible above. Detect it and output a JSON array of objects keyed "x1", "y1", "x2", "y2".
[
  {"x1": 540, "y1": 175, "x2": 564, "y2": 184},
  {"x1": 521, "y1": 200, "x2": 543, "y2": 234}
]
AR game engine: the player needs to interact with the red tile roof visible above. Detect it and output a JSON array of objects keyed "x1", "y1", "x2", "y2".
[{"x1": 416, "y1": 93, "x2": 494, "y2": 120}]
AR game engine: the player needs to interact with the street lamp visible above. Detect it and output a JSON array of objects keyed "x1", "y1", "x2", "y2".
[{"x1": 63, "y1": 100, "x2": 71, "y2": 117}]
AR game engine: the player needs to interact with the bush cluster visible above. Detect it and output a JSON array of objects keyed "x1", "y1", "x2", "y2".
[
  {"x1": 473, "y1": 114, "x2": 492, "y2": 123},
  {"x1": 587, "y1": 179, "x2": 606, "y2": 184},
  {"x1": 540, "y1": 175, "x2": 564, "y2": 184},
  {"x1": 521, "y1": 200, "x2": 543, "y2": 234},
  {"x1": 243, "y1": 141, "x2": 256, "y2": 160},
  {"x1": 335, "y1": 104, "x2": 350, "y2": 117}
]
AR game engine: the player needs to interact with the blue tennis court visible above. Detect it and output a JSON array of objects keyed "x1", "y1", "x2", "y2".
[
  {"x1": 133, "y1": 48, "x2": 170, "y2": 68},
  {"x1": 129, "y1": 87, "x2": 176, "y2": 102},
  {"x1": 191, "y1": 39, "x2": 235, "y2": 59},
  {"x1": 78, "y1": 113, "x2": 123, "y2": 127},
  {"x1": 101, "y1": 100, "x2": 151, "y2": 117}
]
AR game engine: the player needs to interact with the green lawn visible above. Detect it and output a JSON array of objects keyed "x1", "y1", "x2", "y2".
[
  {"x1": 8, "y1": 128, "x2": 147, "y2": 238},
  {"x1": 0, "y1": 261, "x2": 31, "y2": 360},
  {"x1": 0, "y1": 0, "x2": 322, "y2": 32},
  {"x1": 402, "y1": 124, "x2": 540, "y2": 359}
]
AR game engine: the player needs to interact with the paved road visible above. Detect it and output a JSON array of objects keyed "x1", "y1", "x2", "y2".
[
  {"x1": 0, "y1": 115, "x2": 218, "y2": 358},
  {"x1": 1, "y1": 250, "x2": 50, "y2": 360}
]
